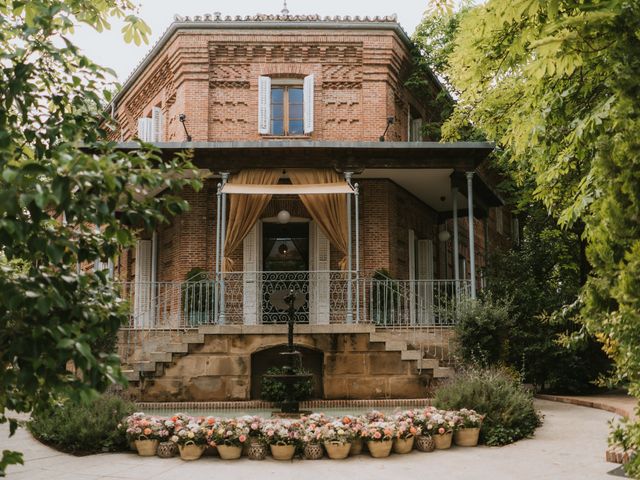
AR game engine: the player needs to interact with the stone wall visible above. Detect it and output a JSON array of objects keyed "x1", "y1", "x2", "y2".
[{"x1": 128, "y1": 328, "x2": 430, "y2": 402}]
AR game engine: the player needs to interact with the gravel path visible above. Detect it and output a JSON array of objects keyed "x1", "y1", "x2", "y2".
[{"x1": 1, "y1": 399, "x2": 618, "y2": 480}]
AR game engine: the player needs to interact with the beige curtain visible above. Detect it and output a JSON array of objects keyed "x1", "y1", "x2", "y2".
[
  {"x1": 223, "y1": 169, "x2": 281, "y2": 271},
  {"x1": 288, "y1": 169, "x2": 349, "y2": 270}
]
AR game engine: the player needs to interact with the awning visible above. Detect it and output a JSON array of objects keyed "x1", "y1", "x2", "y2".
[{"x1": 221, "y1": 182, "x2": 354, "y2": 195}]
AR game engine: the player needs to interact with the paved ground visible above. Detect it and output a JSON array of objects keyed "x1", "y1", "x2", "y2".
[
  {"x1": 537, "y1": 393, "x2": 637, "y2": 420},
  {"x1": 1, "y1": 400, "x2": 620, "y2": 480}
]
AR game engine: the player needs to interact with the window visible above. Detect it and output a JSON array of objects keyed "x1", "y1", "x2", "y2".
[
  {"x1": 258, "y1": 75, "x2": 314, "y2": 135},
  {"x1": 409, "y1": 117, "x2": 423, "y2": 141},
  {"x1": 495, "y1": 207, "x2": 504, "y2": 235},
  {"x1": 270, "y1": 84, "x2": 304, "y2": 136},
  {"x1": 137, "y1": 106, "x2": 163, "y2": 142}
]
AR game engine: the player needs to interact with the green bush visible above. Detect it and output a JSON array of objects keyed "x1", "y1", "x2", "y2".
[
  {"x1": 434, "y1": 366, "x2": 542, "y2": 446},
  {"x1": 29, "y1": 394, "x2": 135, "y2": 454},
  {"x1": 260, "y1": 366, "x2": 313, "y2": 403}
]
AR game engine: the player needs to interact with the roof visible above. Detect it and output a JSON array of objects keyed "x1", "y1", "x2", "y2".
[
  {"x1": 111, "y1": 13, "x2": 415, "y2": 108},
  {"x1": 111, "y1": 140, "x2": 495, "y2": 171}
]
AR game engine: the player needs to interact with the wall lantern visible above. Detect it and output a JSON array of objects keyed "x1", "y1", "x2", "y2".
[
  {"x1": 438, "y1": 230, "x2": 451, "y2": 243},
  {"x1": 277, "y1": 209, "x2": 291, "y2": 224}
]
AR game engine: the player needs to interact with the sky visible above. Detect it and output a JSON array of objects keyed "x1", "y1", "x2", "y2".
[{"x1": 72, "y1": 0, "x2": 431, "y2": 82}]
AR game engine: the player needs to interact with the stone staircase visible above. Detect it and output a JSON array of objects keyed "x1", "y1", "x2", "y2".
[{"x1": 122, "y1": 327, "x2": 454, "y2": 386}]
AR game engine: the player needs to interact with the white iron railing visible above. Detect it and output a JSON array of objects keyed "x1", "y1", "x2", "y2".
[{"x1": 118, "y1": 272, "x2": 471, "y2": 331}]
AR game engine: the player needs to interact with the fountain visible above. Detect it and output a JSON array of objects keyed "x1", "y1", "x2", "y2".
[{"x1": 263, "y1": 288, "x2": 313, "y2": 416}]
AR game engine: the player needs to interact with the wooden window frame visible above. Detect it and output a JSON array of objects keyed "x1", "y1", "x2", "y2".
[{"x1": 271, "y1": 80, "x2": 304, "y2": 136}]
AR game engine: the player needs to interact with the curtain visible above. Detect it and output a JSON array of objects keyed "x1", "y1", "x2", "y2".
[
  {"x1": 223, "y1": 169, "x2": 281, "y2": 271},
  {"x1": 288, "y1": 169, "x2": 349, "y2": 270}
]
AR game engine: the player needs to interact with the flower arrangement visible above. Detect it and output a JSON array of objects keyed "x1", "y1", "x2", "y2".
[
  {"x1": 319, "y1": 420, "x2": 354, "y2": 444},
  {"x1": 454, "y1": 409, "x2": 484, "y2": 429},
  {"x1": 261, "y1": 419, "x2": 303, "y2": 446},
  {"x1": 124, "y1": 413, "x2": 170, "y2": 441},
  {"x1": 301, "y1": 414, "x2": 326, "y2": 444},
  {"x1": 360, "y1": 421, "x2": 396, "y2": 442},
  {"x1": 171, "y1": 419, "x2": 208, "y2": 446},
  {"x1": 208, "y1": 418, "x2": 250, "y2": 447},
  {"x1": 238, "y1": 415, "x2": 264, "y2": 440},
  {"x1": 424, "y1": 410, "x2": 456, "y2": 436}
]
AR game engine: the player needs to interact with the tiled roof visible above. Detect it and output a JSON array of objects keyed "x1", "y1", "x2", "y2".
[{"x1": 172, "y1": 13, "x2": 399, "y2": 23}]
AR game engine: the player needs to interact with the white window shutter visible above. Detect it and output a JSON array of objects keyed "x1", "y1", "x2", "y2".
[
  {"x1": 151, "y1": 106, "x2": 163, "y2": 142},
  {"x1": 258, "y1": 76, "x2": 271, "y2": 134},
  {"x1": 410, "y1": 118, "x2": 423, "y2": 141},
  {"x1": 243, "y1": 222, "x2": 262, "y2": 325},
  {"x1": 303, "y1": 74, "x2": 315, "y2": 134},
  {"x1": 137, "y1": 117, "x2": 153, "y2": 142},
  {"x1": 309, "y1": 222, "x2": 330, "y2": 325},
  {"x1": 133, "y1": 240, "x2": 153, "y2": 327},
  {"x1": 496, "y1": 207, "x2": 504, "y2": 235}
]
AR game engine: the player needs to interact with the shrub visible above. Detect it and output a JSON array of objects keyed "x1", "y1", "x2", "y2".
[
  {"x1": 29, "y1": 394, "x2": 135, "y2": 454},
  {"x1": 433, "y1": 366, "x2": 542, "y2": 446},
  {"x1": 260, "y1": 366, "x2": 313, "y2": 402}
]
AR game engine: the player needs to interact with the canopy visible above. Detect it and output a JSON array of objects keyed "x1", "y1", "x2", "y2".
[{"x1": 221, "y1": 182, "x2": 353, "y2": 195}]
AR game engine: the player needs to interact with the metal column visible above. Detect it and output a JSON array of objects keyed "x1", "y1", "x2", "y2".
[
  {"x1": 354, "y1": 182, "x2": 360, "y2": 323},
  {"x1": 466, "y1": 172, "x2": 477, "y2": 299},
  {"x1": 215, "y1": 182, "x2": 222, "y2": 323},
  {"x1": 452, "y1": 186, "x2": 460, "y2": 289},
  {"x1": 219, "y1": 172, "x2": 229, "y2": 324}
]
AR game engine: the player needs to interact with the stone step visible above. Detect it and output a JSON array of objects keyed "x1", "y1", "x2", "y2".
[
  {"x1": 149, "y1": 351, "x2": 173, "y2": 363},
  {"x1": 368, "y1": 333, "x2": 391, "y2": 343},
  {"x1": 400, "y1": 350, "x2": 421, "y2": 361},
  {"x1": 134, "y1": 361, "x2": 157, "y2": 373},
  {"x1": 181, "y1": 333, "x2": 205, "y2": 344},
  {"x1": 416, "y1": 358, "x2": 440, "y2": 370},
  {"x1": 433, "y1": 367, "x2": 455, "y2": 378},
  {"x1": 123, "y1": 369, "x2": 139, "y2": 382},
  {"x1": 166, "y1": 343, "x2": 189, "y2": 353},
  {"x1": 384, "y1": 340, "x2": 407, "y2": 352}
]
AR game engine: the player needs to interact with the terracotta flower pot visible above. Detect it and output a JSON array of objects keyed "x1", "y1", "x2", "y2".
[
  {"x1": 217, "y1": 443, "x2": 243, "y2": 460},
  {"x1": 349, "y1": 437, "x2": 364, "y2": 456},
  {"x1": 415, "y1": 435, "x2": 435, "y2": 452},
  {"x1": 393, "y1": 436, "x2": 415, "y2": 454},
  {"x1": 270, "y1": 443, "x2": 296, "y2": 461},
  {"x1": 367, "y1": 440, "x2": 393, "y2": 458},
  {"x1": 304, "y1": 442, "x2": 324, "y2": 460},
  {"x1": 135, "y1": 439, "x2": 159, "y2": 457},
  {"x1": 324, "y1": 441, "x2": 351, "y2": 459},
  {"x1": 248, "y1": 440, "x2": 267, "y2": 461},
  {"x1": 454, "y1": 427, "x2": 481, "y2": 447},
  {"x1": 178, "y1": 442, "x2": 206, "y2": 461},
  {"x1": 433, "y1": 432, "x2": 453, "y2": 450}
]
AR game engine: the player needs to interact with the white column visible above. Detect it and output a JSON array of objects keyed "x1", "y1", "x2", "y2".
[
  {"x1": 219, "y1": 172, "x2": 229, "y2": 324},
  {"x1": 354, "y1": 182, "x2": 360, "y2": 323},
  {"x1": 452, "y1": 186, "x2": 460, "y2": 285},
  {"x1": 215, "y1": 182, "x2": 222, "y2": 323},
  {"x1": 466, "y1": 172, "x2": 477, "y2": 299},
  {"x1": 344, "y1": 171, "x2": 353, "y2": 324}
]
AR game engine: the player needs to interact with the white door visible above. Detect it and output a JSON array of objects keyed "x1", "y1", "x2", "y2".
[
  {"x1": 133, "y1": 240, "x2": 153, "y2": 327},
  {"x1": 417, "y1": 239, "x2": 435, "y2": 324},
  {"x1": 243, "y1": 222, "x2": 262, "y2": 325},
  {"x1": 309, "y1": 222, "x2": 330, "y2": 325}
]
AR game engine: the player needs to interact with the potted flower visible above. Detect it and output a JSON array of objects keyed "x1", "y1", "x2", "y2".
[
  {"x1": 453, "y1": 409, "x2": 483, "y2": 447},
  {"x1": 301, "y1": 414, "x2": 325, "y2": 460},
  {"x1": 208, "y1": 418, "x2": 250, "y2": 460},
  {"x1": 125, "y1": 413, "x2": 168, "y2": 456},
  {"x1": 361, "y1": 421, "x2": 396, "y2": 458},
  {"x1": 425, "y1": 410, "x2": 455, "y2": 450},
  {"x1": 262, "y1": 420, "x2": 302, "y2": 460},
  {"x1": 392, "y1": 411, "x2": 419, "y2": 454},
  {"x1": 173, "y1": 419, "x2": 208, "y2": 461},
  {"x1": 320, "y1": 420, "x2": 353, "y2": 459},
  {"x1": 413, "y1": 407, "x2": 438, "y2": 452},
  {"x1": 344, "y1": 416, "x2": 366, "y2": 455},
  {"x1": 237, "y1": 415, "x2": 265, "y2": 459}
]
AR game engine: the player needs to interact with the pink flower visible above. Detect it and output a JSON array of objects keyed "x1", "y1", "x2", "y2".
[
  {"x1": 239, "y1": 435, "x2": 247, "y2": 443},
  {"x1": 438, "y1": 427, "x2": 445, "y2": 435},
  {"x1": 373, "y1": 432, "x2": 382, "y2": 439}
]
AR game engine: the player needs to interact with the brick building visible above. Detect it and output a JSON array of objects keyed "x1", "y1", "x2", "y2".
[{"x1": 112, "y1": 11, "x2": 514, "y2": 401}]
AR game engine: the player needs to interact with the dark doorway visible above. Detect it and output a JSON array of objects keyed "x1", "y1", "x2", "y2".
[
  {"x1": 261, "y1": 222, "x2": 310, "y2": 323},
  {"x1": 250, "y1": 345, "x2": 323, "y2": 400}
]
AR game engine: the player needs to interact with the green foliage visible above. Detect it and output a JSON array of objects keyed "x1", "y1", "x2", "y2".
[
  {"x1": 29, "y1": 394, "x2": 134, "y2": 454},
  {"x1": 434, "y1": 366, "x2": 542, "y2": 446},
  {"x1": 260, "y1": 366, "x2": 313, "y2": 403},
  {"x1": 440, "y1": 0, "x2": 640, "y2": 472},
  {"x1": 0, "y1": 1, "x2": 200, "y2": 474}
]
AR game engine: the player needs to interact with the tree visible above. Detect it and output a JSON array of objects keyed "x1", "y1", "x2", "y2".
[
  {"x1": 0, "y1": 1, "x2": 200, "y2": 474},
  {"x1": 440, "y1": 1, "x2": 640, "y2": 475}
]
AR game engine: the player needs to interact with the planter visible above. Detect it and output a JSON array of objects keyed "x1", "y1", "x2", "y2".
[
  {"x1": 270, "y1": 443, "x2": 296, "y2": 461},
  {"x1": 135, "y1": 439, "x2": 159, "y2": 457},
  {"x1": 242, "y1": 441, "x2": 252, "y2": 457},
  {"x1": 178, "y1": 442, "x2": 206, "y2": 461},
  {"x1": 304, "y1": 442, "x2": 324, "y2": 460},
  {"x1": 324, "y1": 441, "x2": 351, "y2": 460},
  {"x1": 157, "y1": 441, "x2": 178, "y2": 458},
  {"x1": 349, "y1": 437, "x2": 364, "y2": 456},
  {"x1": 217, "y1": 443, "x2": 243, "y2": 460},
  {"x1": 415, "y1": 435, "x2": 435, "y2": 452},
  {"x1": 433, "y1": 432, "x2": 453, "y2": 450},
  {"x1": 367, "y1": 440, "x2": 393, "y2": 458},
  {"x1": 393, "y1": 436, "x2": 415, "y2": 454},
  {"x1": 454, "y1": 427, "x2": 481, "y2": 447},
  {"x1": 248, "y1": 440, "x2": 267, "y2": 461}
]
